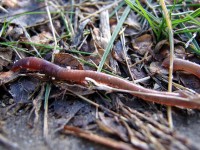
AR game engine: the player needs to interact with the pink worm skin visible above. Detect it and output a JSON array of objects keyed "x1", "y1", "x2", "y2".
[
  {"x1": 162, "y1": 57, "x2": 200, "y2": 78},
  {"x1": 12, "y1": 57, "x2": 200, "y2": 109}
]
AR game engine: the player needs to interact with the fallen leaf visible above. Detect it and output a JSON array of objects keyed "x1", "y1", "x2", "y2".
[
  {"x1": 0, "y1": 48, "x2": 13, "y2": 71},
  {"x1": 179, "y1": 73, "x2": 200, "y2": 93},
  {"x1": 30, "y1": 31, "x2": 53, "y2": 45},
  {"x1": 0, "y1": 71, "x2": 18, "y2": 85},
  {"x1": 131, "y1": 34, "x2": 152, "y2": 55},
  {"x1": 54, "y1": 53, "x2": 83, "y2": 70},
  {"x1": 72, "y1": 19, "x2": 90, "y2": 47},
  {"x1": 149, "y1": 62, "x2": 168, "y2": 75},
  {"x1": 9, "y1": 77, "x2": 39, "y2": 103},
  {"x1": 0, "y1": 1, "x2": 46, "y2": 27},
  {"x1": 112, "y1": 40, "x2": 126, "y2": 63},
  {"x1": 2, "y1": 0, "x2": 18, "y2": 8},
  {"x1": 6, "y1": 25, "x2": 24, "y2": 40},
  {"x1": 124, "y1": 11, "x2": 141, "y2": 36},
  {"x1": 52, "y1": 99, "x2": 85, "y2": 119}
]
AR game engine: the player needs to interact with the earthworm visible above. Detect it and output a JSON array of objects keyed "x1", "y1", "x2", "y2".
[
  {"x1": 162, "y1": 57, "x2": 200, "y2": 78},
  {"x1": 12, "y1": 57, "x2": 200, "y2": 109}
]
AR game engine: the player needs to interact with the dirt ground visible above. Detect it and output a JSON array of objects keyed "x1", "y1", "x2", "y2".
[
  {"x1": 0, "y1": 110, "x2": 109, "y2": 150},
  {"x1": 0, "y1": 107, "x2": 200, "y2": 150},
  {"x1": 173, "y1": 110, "x2": 200, "y2": 149}
]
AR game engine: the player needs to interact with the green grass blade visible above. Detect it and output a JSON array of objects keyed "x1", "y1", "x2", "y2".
[
  {"x1": 43, "y1": 83, "x2": 51, "y2": 140},
  {"x1": 172, "y1": 8, "x2": 200, "y2": 26}
]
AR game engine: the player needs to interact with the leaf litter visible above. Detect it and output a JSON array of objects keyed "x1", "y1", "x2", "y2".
[{"x1": 0, "y1": 0, "x2": 200, "y2": 150}]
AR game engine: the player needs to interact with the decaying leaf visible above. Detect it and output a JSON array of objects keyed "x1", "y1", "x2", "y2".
[
  {"x1": 30, "y1": 31, "x2": 53, "y2": 45},
  {"x1": 9, "y1": 77, "x2": 39, "y2": 103},
  {"x1": 154, "y1": 40, "x2": 169, "y2": 61},
  {"x1": 154, "y1": 39, "x2": 187, "y2": 61},
  {"x1": 50, "y1": 90, "x2": 96, "y2": 128},
  {"x1": 52, "y1": 99, "x2": 85, "y2": 119},
  {"x1": 112, "y1": 40, "x2": 126, "y2": 63},
  {"x1": 72, "y1": 19, "x2": 90, "y2": 47},
  {"x1": 54, "y1": 53, "x2": 83, "y2": 70},
  {"x1": 6, "y1": 24, "x2": 24, "y2": 40},
  {"x1": 174, "y1": 45, "x2": 186, "y2": 58},
  {"x1": 130, "y1": 67, "x2": 147, "y2": 80},
  {"x1": 124, "y1": 11, "x2": 141, "y2": 36},
  {"x1": 70, "y1": 104, "x2": 96, "y2": 127},
  {"x1": 0, "y1": 48, "x2": 13, "y2": 71},
  {"x1": 2, "y1": 0, "x2": 18, "y2": 8},
  {"x1": 0, "y1": 71, "x2": 18, "y2": 85},
  {"x1": 149, "y1": 62, "x2": 168, "y2": 75},
  {"x1": 179, "y1": 73, "x2": 200, "y2": 93},
  {"x1": 0, "y1": 1, "x2": 46, "y2": 27},
  {"x1": 131, "y1": 34, "x2": 152, "y2": 55}
]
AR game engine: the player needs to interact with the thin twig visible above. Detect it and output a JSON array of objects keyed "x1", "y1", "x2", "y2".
[
  {"x1": 0, "y1": 134, "x2": 19, "y2": 149},
  {"x1": 79, "y1": 0, "x2": 122, "y2": 22},
  {"x1": 45, "y1": 0, "x2": 58, "y2": 59},
  {"x1": 62, "y1": 126, "x2": 133, "y2": 150}
]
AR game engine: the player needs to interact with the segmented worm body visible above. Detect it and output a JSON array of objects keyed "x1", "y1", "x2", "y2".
[
  {"x1": 162, "y1": 57, "x2": 200, "y2": 78},
  {"x1": 12, "y1": 57, "x2": 200, "y2": 109}
]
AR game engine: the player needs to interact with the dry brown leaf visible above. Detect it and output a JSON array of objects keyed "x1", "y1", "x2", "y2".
[
  {"x1": 129, "y1": 67, "x2": 147, "y2": 80},
  {"x1": 52, "y1": 99, "x2": 85, "y2": 119},
  {"x1": 54, "y1": 53, "x2": 83, "y2": 70},
  {"x1": 9, "y1": 77, "x2": 39, "y2": 103},
  {"x1": 149, "y1": 62, "x2": 168, "y2": 75},
  {"x1": 0, "y1": 1, "x2": 46, "y2": 27},
  {"x1": 124, "y1": 11, "x2": 141, "y2": 36},
  {"x1": 30, "y1": 31, "x2": 53, "y2": 45},
  {"x1": 179, "y1": 73, "x2": 200, "y2": 93},
  {"x1": 0, "y1": 71, "x2": 18, "y2": 85},
  {"x1": 0, "y1": 48, "x2": 13, "y2": 71},
  {"x1": 131, "y1": 34, "x2": 152, "y2": 55},
  {"x1": 2, "y1": 0, "x2": 18, "y2": 8},
  {"x1": 112, "y1": 40, "x2": 126, "y2": 63}
]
